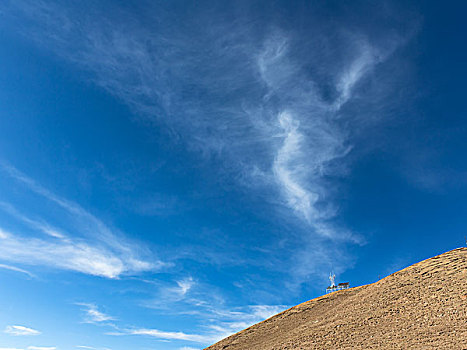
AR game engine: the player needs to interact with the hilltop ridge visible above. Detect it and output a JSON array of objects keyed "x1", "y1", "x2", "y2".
[{"x1": 206, "y1": 248, "x2": 467, "y2": 349}]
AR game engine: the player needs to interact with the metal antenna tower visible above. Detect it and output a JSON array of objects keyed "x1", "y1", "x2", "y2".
[
  {"x1": 329, "y1": 272, "x2": 336, "y2": 288},
  {"x1": 326, "y1": 272, "x2": 350, "y2": 294}
]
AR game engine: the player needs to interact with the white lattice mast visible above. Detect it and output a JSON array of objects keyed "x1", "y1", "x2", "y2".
[{"x1": 329, "y1": 272, "x2": 336, "y2": 288}]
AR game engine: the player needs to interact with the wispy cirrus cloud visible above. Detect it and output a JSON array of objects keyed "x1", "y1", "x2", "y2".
[
  {"x1": 0, "y1": 164, "x2": 164, "y2": 278},
  {"x1": 200, "y1": 304, "x2": 287, "y2": 342},
  {"x1": 0, "y1": 348, "x2": 56, "y2": 350},
  {"x1": 78, "y1": 303, "x2": 115, "y2": 324},
  {"x1": 119, "y1": 303, "x2": 286, "y2": 344},
  {"x1": 256, "y1": 32, "x2": 388, "y2": 241},
  {"x1": 1, "y1": 1, "x2": 399, "y2": 228},
  {"x1": 0, "y1": 227, "x2": 137, "y2": 279},
  {"x1": 136, "y1": 276, "x2": 207, "y2": 321},
  {"x1": 4, "y1": 325, "x2": 40, "y2": 336},
  {"x1": 125, "y1": 328, "x2": 212, "y2": 343},
  {"x1": 86, "y1": 295, "x2": 284, "y2": 345},
  {"x1": 0, "y1": 263, "x2": 35, "y2": 278},
  {"x1": 0, "y1": 201, "x2": 66, "y2": 239},
  {"x1": 0, "y1": 0, "x2": 414, "y2": 282},
  {"x1": 75, "y1": 301, "x2": 217, "y2": 343},
  {"x1": 160, "y1": 277, "x2": 196, "y2": 302},
  {"x1": 1, "y1": 163, "x2": 153, "y2": 256}
]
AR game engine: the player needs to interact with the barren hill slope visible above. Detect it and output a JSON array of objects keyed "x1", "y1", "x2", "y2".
[{"x1": 206, "y1": 248, "x2": 467, "y2": 350}]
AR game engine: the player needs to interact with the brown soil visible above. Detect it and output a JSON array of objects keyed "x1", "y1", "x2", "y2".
[{"x1": 206, "y1": 247, "x2": 467, "y2": 350}]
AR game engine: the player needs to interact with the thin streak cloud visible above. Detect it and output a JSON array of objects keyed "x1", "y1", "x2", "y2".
[
  {"x1": 78, "y1": 303, "x2": 115, "y2": 324},
  {"x1": 0, "y1": 263, "x2": 35, "y2": 278},
  {"x1": 127, "y1": 328, "x2": 212, "y2": 343},
  {"x1": 4, "y1": 325, "x2": 40, "y2": 336},
  {"x1": 0, "y1": 164, "x2": 165, "y2": 278},
  {"x1": 0, "y1": 227, "x2": 132, "y2": 278},
  {"x1": 1, "y1": 164, "x2": 145, "y2": 254}
]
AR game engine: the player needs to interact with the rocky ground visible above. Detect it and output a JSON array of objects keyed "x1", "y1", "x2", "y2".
[{"x1": 206, "y1": 247, "x2": 467, "y2": 349}]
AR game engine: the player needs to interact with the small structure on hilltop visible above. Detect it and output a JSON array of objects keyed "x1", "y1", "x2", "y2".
[
  {"x1": 326, "y1": 273, "x2": 336, "y2": 293},
  {"x1": 337, "y1": 282, "x2": 350, "y2": 290},
  {"x1": 326, "y1": 273, "x2": 350, "y2": 294}
]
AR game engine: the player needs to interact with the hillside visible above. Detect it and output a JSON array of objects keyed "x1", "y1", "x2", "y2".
[{"x1": 206, "y1": 248, "x2": 467, "y2": 349}]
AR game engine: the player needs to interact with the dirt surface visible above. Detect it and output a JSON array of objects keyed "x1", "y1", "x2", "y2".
[{"x1": 206, "y1": 248, "x2": 467, "y2": 350}]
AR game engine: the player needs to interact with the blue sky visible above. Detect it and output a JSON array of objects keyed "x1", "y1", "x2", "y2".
[{"x1": 0, "y1": 1, "x2": 467, "y2": 349}]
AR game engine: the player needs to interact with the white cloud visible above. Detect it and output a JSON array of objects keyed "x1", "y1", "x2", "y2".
[
  {"x1": 273, "y1": 111, "x2": 318, "y2": 225},
  {"x1": 0, "y1": 263, "x2": 35, "y2": 278},
  {"x1": 175, "y1": 277, "x2": 194, "y2": 296},
  {"x1": 179, "y1": 347, "x2": 199, "y2": 350},
  {"x1": 141, "y1": 276, "x2": 197, "y2": 310},
  {"x1": 78, "y1": 303, "x2": 114, "y2": 323},
  {"x1": 257, "y1": 34, "x2": 377, "y2": 240},
  {"x1": 0, "y1": 2, "x2": 385, "y2": 238},
  {"x1": 249, "y1": 305, "x2": 285, "y2": 320},
  {"x1": 28, "y1": 347, "x2": 56, "y2": 350},
  {"x1": 0, "y1": 201, "x2": 66, "y2": 239},
  {"x1": 4, "y1": 325, "x2": 40, "y2": 336},
  {"x1": 0, "y1": 227, "x2": 8, "y2": 239},
  {"x1": 0, "y1": 165, "x2": 165, "y2": 278},
  {"x1": 1, "y1": 164, "x2": 149, "y2": 254},
  {"x1": 202, "y1": 304, "x2": 287, "y2": 341},
  {"x1": 102, "y1": 301, "x2": 286, "y2": 345},
  {"x1": 334, "y1": 40, "x2": 379, "y2": 109},
  {"x1": 127, "y1": 328, "x2": 212, "y2": 343},
  {"x1": 0, "y1": 0, "x2": 412, "y2": 283},
  {"x1": 0, "y1": 348, "x2": 24, "y2": 350},
  {"x1": 0, "y1": 226, "x2": 136, "y2": 279},
  {"x1": 126, "y1": 302, "x2": 286, "y2": 345}
]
